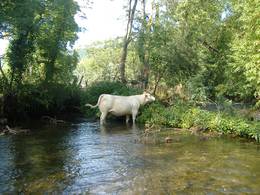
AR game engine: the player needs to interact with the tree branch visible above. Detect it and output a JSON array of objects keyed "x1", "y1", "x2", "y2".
[
  {"x1": 0, "y1": 34, "x2": 10, "y2": 39},
  {"x1": 198, "y1": 38, "x2": 219, "y2": 54}
]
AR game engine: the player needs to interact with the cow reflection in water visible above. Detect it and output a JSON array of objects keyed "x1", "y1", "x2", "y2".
[
  {"x1": 99, "y1": 122, "x2": 140, "y2": 135},
  {"x1": 86, "y1": 92, "x2": 155, "y2": 124}
]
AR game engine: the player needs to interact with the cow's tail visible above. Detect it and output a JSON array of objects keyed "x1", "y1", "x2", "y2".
[{"x1": 85, "y1": 95, "x2": 104, "y2": 109}]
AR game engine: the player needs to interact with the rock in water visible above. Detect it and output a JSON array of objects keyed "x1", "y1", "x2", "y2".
[{"x1": 165, "y1": 136, "x2": 173, "y2": 143}]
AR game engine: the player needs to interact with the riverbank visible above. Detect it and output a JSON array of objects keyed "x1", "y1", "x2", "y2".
[
  {"x1": 1, "y1": 81, "x2": 259, "y2": 143},
  {"x1": 138, "y1": 102, "x2": 260, "y2": 143}
]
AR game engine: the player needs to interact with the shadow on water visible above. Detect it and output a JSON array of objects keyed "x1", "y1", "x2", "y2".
[
  {"x1": 0, "y1": 120, "x2": 260, "y2": 194},
  {"x1": 0, "y1": 123, "x2": 77, "y2": 193}
]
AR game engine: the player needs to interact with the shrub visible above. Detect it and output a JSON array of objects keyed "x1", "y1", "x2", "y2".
[
  {"x1": 181, "y1": 108, "x2": 212, "y2": 129},
  {"x1": 4, "y1": 83, "x2": 84, "y2": 121},
  {"x1": 138, "y1": 101, "x2": 260, "y2": 142}
]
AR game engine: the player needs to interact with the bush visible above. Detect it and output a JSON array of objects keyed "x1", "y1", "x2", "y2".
[
  {"x1": 138, "y1": 102, "x2": 168, "y2": 125},
  {"x1": 181, "y1": 108, "x2": 212, "y2": 129},
  {"x1": 4, "y1": 83, "x2": 84, "y2": 121},
  {"x1": 138, "y1": 101, "x2": 260, "y2": 142},
  {"x1": 138, "y1": 101, "x2": 190, "y2": 127}
]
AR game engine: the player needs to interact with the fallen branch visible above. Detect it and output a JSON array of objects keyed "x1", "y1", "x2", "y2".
[
  {"x1": 1, "y1": 125, "x2": 30, "y2": 135},
  {"x1": 41, "y1": 116, "x2": 66, "y2": 124}
]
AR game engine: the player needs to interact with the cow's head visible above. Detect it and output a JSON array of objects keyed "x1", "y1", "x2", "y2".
[{"x1": 143, "y1": 92, "x2": 155, "y2": 103}]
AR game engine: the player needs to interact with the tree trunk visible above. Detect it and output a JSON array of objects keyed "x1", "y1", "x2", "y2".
[
  {"x1": 153, "y1": 72, "x2": 163, "y2": 95},
  {"x1": 78, "y1": 75, "x2": 84, "y2": 86},
  {"x1": 143, "y1": 64, "x2": 149, "y2": 89},
  {"x1": 119, "y1": 40, "x2": 129, "y2": 83},
  {"x1": 0, "y1": 56, "x2": 9, "y2": 90},
  {"x1": 137, "y1": 0, "x2": 150, "y2": 90},
  {"x1": 0, "y1": 94, "x2": 3, "y2": 118},
  {"x1": 119, "y1": 0, "x2": 138, "y2": 83}
]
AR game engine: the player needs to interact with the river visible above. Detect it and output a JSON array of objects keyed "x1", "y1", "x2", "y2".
[{"x1": 0, "y1": 121, "x2": 260, "y2": 194}]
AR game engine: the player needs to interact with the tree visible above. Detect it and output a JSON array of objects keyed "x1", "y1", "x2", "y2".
[
  {"x1": 119, "y1": 0, "x2": 138, "y2": 83},
  {"x1": 0, "y1": 0, "x2": 80, "y2": 90},
  {"x1": 226, "y1": 0, "x2": 260, "y2": 103},
  {"x1": 136, "y1": 0, "x2": 150, "y2": 89},
  {"x1": 1, "y1": 0, "x2": 40, "y2": 90},
  {"x1": 76, "y1": 38, "x2": 141, "y2": 85},
  {"x1": 35, "y1": 0, "x2": 79, "y2": 84}
]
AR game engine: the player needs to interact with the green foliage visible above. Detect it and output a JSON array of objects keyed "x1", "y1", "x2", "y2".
[
  {"x1": 181, "y1": 108, "x2": 212, "y2": 129},
  {"x1": 138, "y1": 101, "x2": 190, "y2": 127},
  {"x1": 138, "y1": 102, "x2": 169, "y2": 126},
  {"x1": 225, "y1": 0, "x2": 260, "y2": 103},
  {"x1": 74, "y1": 0, "x2": 259, "y2": 107},
  {"x1": 0, "y1": 0, "x2": 82, "y2": 120},
  {"x1": 4, "y1": 83, "x2": 83, "y2": 121},
  {"x1": 76, "y1": 39, "x2": 142, "y2": 84},
  {"x1": 1, "y1": 0, "x2": 80, "y2": 91},
  {"x1": 75, "y1": 39, "x2": 122, "y2": 83},
  {"x1": 134, "y1": 0, "x2": 258, "y2": 104},
  {"x1": 35, "y1": 0, "x2": 79, "y2": 83},
  {"x1": 139, "y1": 102, "x2": 260, "y2": 142},
  {"x1": 1, "y1": 0, "x2": 259, "y2": 125},
  {"x1": 186, "y1": 75, "x2": 208, "y2": 102}
]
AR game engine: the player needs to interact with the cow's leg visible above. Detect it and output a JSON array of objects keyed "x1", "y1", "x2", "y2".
[
  {"x1": 126, "y1": 115, "x2": 130, "y2": 123},
  {"x1": 132, "y1": 109, "x2": 138, "y2": 124},
  {"x1": 100, "y1": 111, "x2": 107, "y2": 124}
]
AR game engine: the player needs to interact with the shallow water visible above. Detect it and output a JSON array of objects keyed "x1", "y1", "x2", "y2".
[{"x1": 0, "y1": 121, "x2": 260, "y2": 194}]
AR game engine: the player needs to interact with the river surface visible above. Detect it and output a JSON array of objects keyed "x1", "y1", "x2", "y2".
[{"x1": 0, "y1": 121, "x2": 260, "y2": 194}]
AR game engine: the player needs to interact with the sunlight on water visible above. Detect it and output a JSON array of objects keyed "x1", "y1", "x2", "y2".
[{"x1": 0, "y1": 121, "x2": 260, "y2": 194}]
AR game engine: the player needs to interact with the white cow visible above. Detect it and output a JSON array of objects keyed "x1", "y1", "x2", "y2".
[{"x1": 86, "y1": 92, "x2": 155, "y2": 124}]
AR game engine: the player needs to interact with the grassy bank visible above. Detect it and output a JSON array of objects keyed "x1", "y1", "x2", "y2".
[{"x1": 138, "y1": 101, "x2": 260, "y2": 142}]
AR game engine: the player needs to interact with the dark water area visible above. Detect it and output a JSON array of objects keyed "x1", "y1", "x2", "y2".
[{"x1": 0, "y1": 121, "x2": 260, "y2": 194}]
